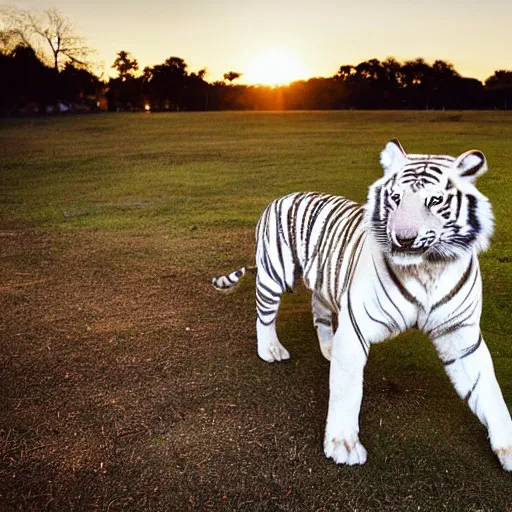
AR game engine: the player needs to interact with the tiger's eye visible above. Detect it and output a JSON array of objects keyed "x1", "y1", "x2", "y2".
[
  {"x1": 427, "y1": 196, "x2": 443, "y2": 208},
  {"x1": 391, "y1": 193, "x2": 401, "y2": 204}
]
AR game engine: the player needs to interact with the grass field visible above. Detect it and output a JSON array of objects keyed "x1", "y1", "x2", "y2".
[{"x1": 1, "y1": 111, "x2": 512, "y2": 511}]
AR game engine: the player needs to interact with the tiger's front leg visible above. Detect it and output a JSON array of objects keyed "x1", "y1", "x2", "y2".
[
  {"x1": 431, "y1": 325, "x2": 512, "y2": 471},
  {"x1": 323, "y1": 308, "x2": 370, "y2": 465}
]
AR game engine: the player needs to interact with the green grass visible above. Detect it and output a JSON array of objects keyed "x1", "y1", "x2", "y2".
[
  {"x1": 2, "y1": 111, "x2": 512, "y2": 510},
  {"x1": 3, "y1": 111, "x2": 512, "y2": 327},
  {"x1": 3, "y1": 111, "x2": 511, "y2": 233}
]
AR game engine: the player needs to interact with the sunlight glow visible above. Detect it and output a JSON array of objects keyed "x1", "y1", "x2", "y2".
[{"x1": 245, "y1": 47, "x2": 310, "y2": 86}]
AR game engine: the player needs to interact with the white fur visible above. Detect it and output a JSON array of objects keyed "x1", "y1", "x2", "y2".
[{"x1": 380, "y1": 140, "x2": 409, "y2": 176}]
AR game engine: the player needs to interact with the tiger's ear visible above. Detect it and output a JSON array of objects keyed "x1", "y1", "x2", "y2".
[
  {"x1": 380, "y1": 138, "x2": 408, "y2": 176},
  {"x1": 453, "y1": 150, "x2": 487, "y2": 182}
]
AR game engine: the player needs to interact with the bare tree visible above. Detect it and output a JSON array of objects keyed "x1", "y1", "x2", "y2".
[
  {"x1": 30, "y1": 7, "x2": 91, "y2": 71},
  {"x1": 0, "y1": 5, "x2": 34, "y2": 53},
  {"x1": 0, "y1": 6, "x2": 92, "y2": 71}
]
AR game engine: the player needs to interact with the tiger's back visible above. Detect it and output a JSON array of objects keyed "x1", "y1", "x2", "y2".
[{"x1": 255, "y1": 192, "x2": 366, "y2": 315}]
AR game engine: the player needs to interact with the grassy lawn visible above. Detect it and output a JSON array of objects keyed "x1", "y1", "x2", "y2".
[{"x1": 1, "y1": 111, "x2": 512, "y2": 510}]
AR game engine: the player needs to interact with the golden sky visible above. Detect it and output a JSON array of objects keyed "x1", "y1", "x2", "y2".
[{"x1": 14, "y1": 0, "x2": 512, "y2": 83}]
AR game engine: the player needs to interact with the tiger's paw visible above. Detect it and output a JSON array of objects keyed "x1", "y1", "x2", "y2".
[
  {"x1": 495, "y1": 446, "x2": 512, "y2": 471},
  {"x1": 257, "y1": 339, "x2": 290, "y2": 363},
  {"x1": 324, "y1": 436, "x2": 367, "y2": 466}
]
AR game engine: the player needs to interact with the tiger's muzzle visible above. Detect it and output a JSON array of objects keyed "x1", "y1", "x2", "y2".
[{"x1": 387, "y1": 191, "x2": 440, "y2": 260}]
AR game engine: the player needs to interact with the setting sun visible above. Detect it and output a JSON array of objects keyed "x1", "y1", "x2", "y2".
[{"x1": 245, "y1": 47, "x2": 310, "y2": 86}]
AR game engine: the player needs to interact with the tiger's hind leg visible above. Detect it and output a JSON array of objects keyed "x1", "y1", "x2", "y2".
[
  {"x1": 254, "y1": 197, "x2": 297, "y2": 363},
  {"x1": 255, "y1": 274, "x2": 291, "y2": 363},
  {"x1": 312, "y1": 293, "x2": 334, "y2": 361}
]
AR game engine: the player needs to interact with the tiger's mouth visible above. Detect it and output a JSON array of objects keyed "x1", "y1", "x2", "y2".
[
  {"x1": 388, "y1": 242, "x2": 430, "y2": 265},
  {"x1": 390, "y1": 245, "x2": 427, "y2": 255}
]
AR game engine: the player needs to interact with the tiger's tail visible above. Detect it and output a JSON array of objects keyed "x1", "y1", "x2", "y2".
[{"x1": 212, "y1": 265, "x2": 257, "y2": 293}]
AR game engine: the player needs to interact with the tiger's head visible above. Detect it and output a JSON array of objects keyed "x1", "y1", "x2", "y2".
[{"x1": 366, "y1": 139, "x2": 494, "y2": 266}]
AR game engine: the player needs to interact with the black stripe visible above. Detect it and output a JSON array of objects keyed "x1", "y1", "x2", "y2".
[
  {"x1": 373, "y1": 257, "x2": 407, "y2": 330},
  {"x1": 460, "y1": 333, "x2": 482, "y2": 359},
  {"x1": 466, "y1": 195, "x2": 481, "y2": 235},
  {"x1": 363, "y1": 303, "x2": 393, "y2": 334},
  {"x1": 460, "y1": 153, "x2": 484, "y2": 177},
  {"x1": 450, "y1": 268, "x2": 479, "y2": 317},
  {"x1": 288, "y1": 195, "x2": 300, "y2": 269},
  {"x1": 444, "y1": 333, "x2": 482, "y2": 366},
  {"x1": 347, "y1": 287, "x2": 368, "y2": 357},
  {"x1": 374, "y1": 292, "x2": 401, "y2": 332},
  {"x1": 329, "y1": 209, "x2": 363, "y2": 298},
  {"x1": 257, "y1": 315, "x2": 275, "y2": 326},
  {"x1": 465, "y1": 373, "x2": 480, "y2": 402},
  {"x1": 256, "y1": 292, "x2": 279, "y2": 306},
  {"x1": 262, "y1": 249, "x2": 285, "y2": 291},
  {"x1": 431, "y1": 258, "x2": 473, "y2": 311},
  {"x1": 431, "y1": 321, "x2": 475, "y2": 341},
  {"x1": 262, "y1": 202, "x2": 273, "y2": 242},
  {"x1": 304, "y1": 195, "x2": 327, "y2": 261},
  {"x1": 417, "y1": 171, "x2": 442, "y2": 183},
  {"x1": 311, "y1": 199, "x2": 356, "y2": 267},
  {"x1": 371, "y1": 186, "x2": 382, "y2": 224},
  {"x1": 300, "y1": 193, "x2": 319, "y2": 245},
  {"x1": 384, "y1": 258, "x2": 421, "y2": 307},
  {"x1": 337, "y1": 228, "x2": 365, "y2": 300},
  {"x1": 257, "y1": 280, "x2": 282, "y2": 299},
  {"x1": 275, "y1": 199, "x2": 289, "y2": 291},
  {"x1": 455, "y1": 190, "x2": 463, "y2": 221},
  {"x1": 429, "y1": 300, "x2": 478, "y2": 339},
  {"x1": 406, "y1": 158, "x2": 453, "y2": 164}
]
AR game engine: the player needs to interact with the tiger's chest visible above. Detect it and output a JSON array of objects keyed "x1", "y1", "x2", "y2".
[
  {"x1": 339, "y1": 249, "x2": 478, "y2": 343},
  {"x1": 376, "y1": 253, "x2": 479, "y2": 334}
]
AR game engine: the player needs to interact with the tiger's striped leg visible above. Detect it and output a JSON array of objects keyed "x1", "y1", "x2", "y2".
[
  {"x1": 255, "y1": 275, "x2": 290, "y2": 363},
  {"x1": 312, "y1": 293, "x2": 334, "y2": 361},
  {"x1": 324, "y1": 309, "x2": 370, "y2": 465},
  {"x1": 431, "y1": 326, "x2": 512, "y2": 471}
]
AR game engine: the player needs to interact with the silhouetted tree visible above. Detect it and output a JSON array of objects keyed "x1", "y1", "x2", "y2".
[
  {"x1": 223, "y1": 71, "x2": 242, "y2": 84},
  {"x1": 60, "y1": 62, "x2": 102, "y2": 107},
  {"x1": 186, "y1": 69, "x2": 210, "y2": 110},
  {"x1": 484, "y1": 70, "x2": 512, "y2": 109},
  {"x1": 485, "y1": 70, "x2": 512, "y2": 88},
  {"x1": 0, "y1": 44, "x2": 57, "y2": 113},
  {"x1": 143, "y1": 57, "x2": 189, "y2": 111},
  {"x1": 3, "y1": 46, "x2": 512, "y2": 114},
  {"x1": 401, "y1": 58, "x2": 433, "y2": 108},
  {"x1": 112, "y1": 50, "x2": 139, "y2": 81}
]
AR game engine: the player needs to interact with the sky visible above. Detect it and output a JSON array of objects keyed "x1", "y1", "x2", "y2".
[{"x1": 10, "y1": 0, "x2": 512, "y2": 83}]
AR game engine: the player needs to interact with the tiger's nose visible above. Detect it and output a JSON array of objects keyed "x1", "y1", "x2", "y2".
[{"x1": 395, "y1": 235, "x2": 416, "y2": 249}]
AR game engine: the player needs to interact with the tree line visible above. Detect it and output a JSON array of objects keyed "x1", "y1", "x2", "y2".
[{"x1": 1, "y1": 6, "x2": 512, "y2": 114}]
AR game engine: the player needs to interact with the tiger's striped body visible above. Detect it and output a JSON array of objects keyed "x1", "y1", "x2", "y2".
[
  {"x1": 212, "y1": 140, "x2": 512, "y2": 471},
  {"x1": 255, "y1": 193, "x2": 365, "y2": 331}
]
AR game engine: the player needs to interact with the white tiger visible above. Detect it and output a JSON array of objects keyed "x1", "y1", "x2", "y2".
[{"x1": 212, "y1": 139, "x2": 512, "y2": 471}]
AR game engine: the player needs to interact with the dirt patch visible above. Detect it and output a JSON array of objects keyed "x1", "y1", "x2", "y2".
[{"x1": 1, "y1": 226, "x2": 512, "y2": 511}]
